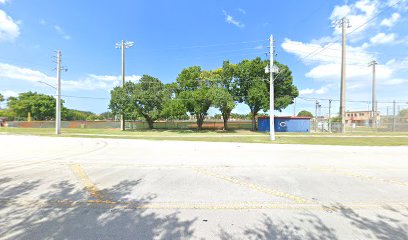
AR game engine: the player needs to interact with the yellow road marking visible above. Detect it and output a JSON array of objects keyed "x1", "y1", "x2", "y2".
[
  {"x1": 190, "y1": 167, "x2": 309, "y2": 204},
  {"x1": 315, "y1": 167, "x2": 408, "y2": 187},
  {"x1": 69, "y1": 164, "x2": 112, "y2": 202}
]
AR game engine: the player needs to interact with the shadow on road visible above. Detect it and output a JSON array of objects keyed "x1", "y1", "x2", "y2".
[
  {"x1": 218, "y1": 206, "x2": 408, "y2": 240},
  {"x1": 1, "y1": 177, "x2": 408, "y2": 239},
  {"x1": 0, "y1": 177, "x2": 196, "y2": 239}
]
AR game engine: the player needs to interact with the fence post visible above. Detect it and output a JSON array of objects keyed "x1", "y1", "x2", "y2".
[{"x1": 393, "y1": 100, "x2": 396, "y2": 132}]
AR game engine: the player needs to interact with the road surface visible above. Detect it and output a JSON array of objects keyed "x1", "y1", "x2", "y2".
[{"x1": 0, "y1": 135, "x2": 407, "y2": 239}]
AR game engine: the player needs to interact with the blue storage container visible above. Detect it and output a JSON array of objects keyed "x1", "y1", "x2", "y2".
[{"x1": 258, "y1": 116, "x2": 311, "y2": 132}]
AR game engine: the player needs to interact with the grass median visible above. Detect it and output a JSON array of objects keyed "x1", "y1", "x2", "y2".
[{"x1": 1, "y1": 127, "x2": 408, "y2": 146}]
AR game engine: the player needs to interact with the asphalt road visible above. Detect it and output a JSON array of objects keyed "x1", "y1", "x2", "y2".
[{"x1": 1, "y1": 135, "x2": 407, "y2": 239}]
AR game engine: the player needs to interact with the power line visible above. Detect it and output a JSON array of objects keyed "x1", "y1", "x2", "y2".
[{"x1": 147, "y1": 39, "x2": 268, "y2": 51}]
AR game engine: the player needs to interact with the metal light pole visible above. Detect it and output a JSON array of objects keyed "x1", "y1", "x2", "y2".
[
  {"x1": 116, "y1": 40, "x2": 134, "y2": 131},
  {"x1": 56, "y1": 50, "x2": 62, "y2": 135}
]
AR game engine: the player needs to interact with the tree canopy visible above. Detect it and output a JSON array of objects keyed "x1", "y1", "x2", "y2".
[
  {"x1": 7, "y1": 92, "x2": 63, "y2": 120},
  {"x1": 107, "y1": 57, "x2": 299, "y2": 131},
  {"x1": 109, "y1": 75, "x2": 171, "y2": 129},
  {"x1": 176, "y1": 66, "x2": 213, "y2": 130},
  {"x1": 297, "y1": 110, "x2": 314, "y2": 118},
  {"x1": 233, "y1": 57, "x2": 298, "y2": 130}
]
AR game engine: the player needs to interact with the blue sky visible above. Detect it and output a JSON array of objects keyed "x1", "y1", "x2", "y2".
[{"x1": 0, "y1": 0, "x2": 407, "y2": 116}]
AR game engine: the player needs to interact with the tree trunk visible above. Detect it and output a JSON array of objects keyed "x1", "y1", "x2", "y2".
[
  {"x1": 147, "y1": 119, "x2": 154, "y2": 129},
  {"x1": 197, "y1": 114, "x2": 204, "y2": 130},
  {"x1": 222, "y1": 112, "x2": 230, "y2": 131},
  {"x1": 251, "y1": 112, "x2": 257, "y2": 131}
]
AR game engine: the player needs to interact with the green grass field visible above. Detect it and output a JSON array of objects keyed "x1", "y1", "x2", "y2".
[{"x1": 1, "y1": 127, "x2": 408, "y2": 146}]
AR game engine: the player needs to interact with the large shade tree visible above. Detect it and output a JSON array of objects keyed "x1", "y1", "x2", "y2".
[
  {"x1": 234, "y1": 57, "x2": 298, "y2": 130},
  {"x1": 109, "y1": 83, "x2": 138, "y2": 124},
  {"x1": 109, "y1": 75, "x2": 170, "y2": 129},
  {"x1": 208, "y1": 61, "x2": 237, "y2": 130},
  {"x1": 7, "y1": 91, "x2": 66, "y2": 120},
  {"x1": 175, "y1": 66, "x2": 213, "y2": 130}
]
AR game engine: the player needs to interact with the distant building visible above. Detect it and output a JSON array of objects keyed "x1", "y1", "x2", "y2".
[{"x1": 345, "y1": 111, "x2": 380, "y2": 126}]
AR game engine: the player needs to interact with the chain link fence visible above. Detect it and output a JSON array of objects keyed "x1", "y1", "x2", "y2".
[{"x1": 5, "y1": 120, "x2": 253, "y2": 130}]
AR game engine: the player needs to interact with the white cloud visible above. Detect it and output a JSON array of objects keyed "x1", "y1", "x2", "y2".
[
  {"x1": 381, "y1": 12, "x2": 401, "y2": 27},
  {"x1": 281, "y1": 0, "x2": 407, "y2": 104},
  {"x1": 54, "y1": 25, "x2": 71, "y2": 40},
  {"x1": 387, "y1": 0, "x2": 408, "y2": 11},
  {"x1": 282, "y1": 37, "x2": 405, "y2": 95},
  {"x1": 381, "y1": 78, "x2": 408, "y2": 85},
  {"x1": 304, "y1": 63, "x2": 393, "y2": 82},
  {"x1": 39, "y1": 19, "x2": 47, "y2": 25},
  {"x1": 299, "y1": 86, "x2": 328, "y2": 95},
  {"x1": 281, "y1": 38, "x2": 374, "y2": 65},
  {"x1": 0, "y1": 63, "x2": 54, "y2": 82},
  {"x1": 370, "y1": 32, "x2": 396, "y2": 44},
  {"x1": 330, "y1": 0, "x2": 378, "y2": 36},
  {"x1": 0, "y1": 89, "x2": 18, "y2": 98},
  {"x1": 0, "y1": 62, "x2": 141, "y2": 90},
  {"x1": 222, "y1": 10, "x2": 244, "y2": 28},
  {"x1": 0, "y1": 9, "x2": 20, "y2": 42},
  {"x1": 238, "y1": 8, "x2": 246, "y2": 14},
  {"x1": 299, "y1": 88, "x2": 315, "y2": 95},
  {"x1": 0, "y1": 0, "x2": 11, "y2": 4}
]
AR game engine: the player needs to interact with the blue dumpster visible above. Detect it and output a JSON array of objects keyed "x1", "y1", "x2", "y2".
[{"x1": 258, "y1": 116, "x2": 311, "y2": 132}]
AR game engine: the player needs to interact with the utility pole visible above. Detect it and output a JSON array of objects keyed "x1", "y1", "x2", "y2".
[
  {"x1": 293, "y1": 98, "x2": 297, "y2": 116},
  {"x1": 55, "y1": 50, "x2": 62, "y2": 135},
  {"x1": 116, "y1": 40, "x2": 134, "y2": 131},
  {"x1": 368, "y1": 60, "x2": 378, "y2": 128},
  {"x1": 328, "y1": 99, "x2": 332, "y2": 132},
  {"x1": 268, "y1": 35, "x2": 276, "y2": 141},
  {"x1": 338, "y1": 17, "x2": 350, "y2": 133}
]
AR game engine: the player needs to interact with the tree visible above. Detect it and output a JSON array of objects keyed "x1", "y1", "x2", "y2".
[
  {"x1": 109, "y1": 83, "x2": 138, "y2": 124},
  {"x1": 234, "y1": 57, "x2": 298, "y2": 130},
  {"x1": 133, "y1": 75, "x2": 170, "y2": 129},
  {"x1": 0, "y1": 93, "x2": 4, "y2": 110},
  {"x1": 399, "y1": 109, "x2": 408, "y2": 118},
  {"x1": 0, "y1": 109, "x2": 16, "y2": 120},
  {"x1": 7, "y1": 92, "x2": 65, "y2": 120},
  {"x1": 176, "y1": 66, "x2": 213, "y2": 130},
  {"x1": 297, "y1": 110, "x2": 313, "y2": 118},
  {"x1": 271, "y1": 61, "x2": 299, "y2": 110},
  {"x1": 100, "y1": 111, "x2": 114, "y2": 120},
  {"x1": 161, "y1": 99, "x2": 188, "y2": 120},
  {"x1": 209, "y1": 61, "x2": 237, "y2": 130},
  {"x1": 64, "y1": 109, "x2": 96, "y2": 121},
  {"x1": 109, "y1": 75, "x2": 170, "y2": 129},
  {"x1": 212, "y1": 88, "x2": 236, "y2": 130}
]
